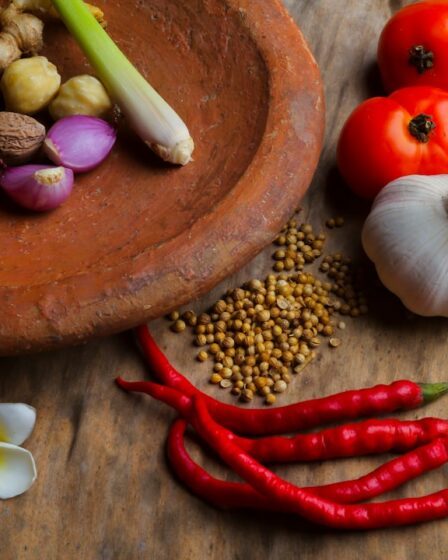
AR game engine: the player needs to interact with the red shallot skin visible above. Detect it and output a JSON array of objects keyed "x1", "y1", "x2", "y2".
[
  {"x1": 0, "y1": 164, "x2": 74, "y2": 211},
  {"x1": 43, "y1": 115, "x2": 117, "y2": 172}
]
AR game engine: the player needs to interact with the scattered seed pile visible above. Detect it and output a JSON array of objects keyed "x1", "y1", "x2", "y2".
[{"x1": 168, "y1": 215, "x2": 366, "y2": 405}]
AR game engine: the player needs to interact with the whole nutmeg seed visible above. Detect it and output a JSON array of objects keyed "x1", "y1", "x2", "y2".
[{"x1": 0, "y1": 112, "x2": 45, "y2": 165}]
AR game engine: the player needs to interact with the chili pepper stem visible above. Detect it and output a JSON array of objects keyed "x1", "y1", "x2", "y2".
[{"x1": 420, "y1": 382, "x2": 448, "y2": 403}]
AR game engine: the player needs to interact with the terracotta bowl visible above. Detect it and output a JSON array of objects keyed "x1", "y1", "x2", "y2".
[{"x1": 0, "y1": 0, "x2": 324, "y2": 355}]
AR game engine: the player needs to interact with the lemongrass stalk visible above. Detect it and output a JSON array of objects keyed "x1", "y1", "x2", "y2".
[{"x1": 50, "y1": 0, "x2": 194, "y2": 165}]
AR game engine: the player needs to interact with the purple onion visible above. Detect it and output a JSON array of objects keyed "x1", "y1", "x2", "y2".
[
  {"x1": 0, "y1": 165, "x2": 74, "y2": 211},
  {"x1": 43, "y1": 115, "x2": 117, "y2": 173}
]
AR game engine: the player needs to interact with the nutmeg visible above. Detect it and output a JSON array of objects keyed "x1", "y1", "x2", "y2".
[{"x1": 0, "y1": 111, "x2": 45, "y2": 164}]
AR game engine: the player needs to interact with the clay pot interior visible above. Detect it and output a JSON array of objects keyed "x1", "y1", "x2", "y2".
[{"x1": 0, "y1": 0, "x2": 323, "y2": 354}]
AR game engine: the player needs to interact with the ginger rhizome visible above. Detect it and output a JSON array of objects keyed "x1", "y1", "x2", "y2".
[
  {"x1": 12, "y1": 0, "x2": 105, "y2": 25},
  {"x1": 0, "y1": 0, "x2": 105, "y2": 72},
  {"x1": 0, "y1": 4, "x2": 43, "y2": 70}
]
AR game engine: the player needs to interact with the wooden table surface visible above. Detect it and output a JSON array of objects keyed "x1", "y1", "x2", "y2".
[{"x1": 3, "y1": 1, "x2": 447, "y2": 558}]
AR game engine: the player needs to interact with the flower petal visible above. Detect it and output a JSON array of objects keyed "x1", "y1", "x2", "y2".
[
  {"x1": 0, "y1": 403, "x2": 36, "y2": 445},
  {"x1": 0, "y1": 443, "x2": 37, "y2": 499}
]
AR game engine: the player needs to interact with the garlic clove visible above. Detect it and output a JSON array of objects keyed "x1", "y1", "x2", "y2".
[
  {"x1": 0, "y1": 442, "x2": 37, "y2": 499},
  {"x1": 43, "y1": 115, "x2": 117, "y2": 172},
  {"x1": 0, "y1": 403, "x2": 36, "y2": 446}
]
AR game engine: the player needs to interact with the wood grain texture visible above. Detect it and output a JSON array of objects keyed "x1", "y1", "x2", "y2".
[{"x1": 3, "y1": 0, "x2": 446, "y2": 559}]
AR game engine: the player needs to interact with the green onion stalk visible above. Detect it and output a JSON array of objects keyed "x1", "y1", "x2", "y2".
[{"x1": 50, "y1": 0, "x2": 194, "y2": 165}]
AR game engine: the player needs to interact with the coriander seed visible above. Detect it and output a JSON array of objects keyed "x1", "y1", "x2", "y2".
[
  {"x1": 171, "y1": 319, "x2": 186, "y2": 333},
  {"x1": 197, "y1": 350, "x2": 209, "y2": 362}
]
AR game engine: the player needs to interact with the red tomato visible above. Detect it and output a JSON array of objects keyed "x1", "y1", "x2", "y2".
[
  {"x1": 337, "y1": 86, "x2": 448, "y2": 199},
  {"x1": 378, "y1": 1, "x2": 448, "y2": 92}
]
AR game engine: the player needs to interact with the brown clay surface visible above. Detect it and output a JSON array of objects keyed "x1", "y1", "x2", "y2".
[
  {"x1": 0, "y1": 0, "x2": 324, "y2": 355},
  {"x1": 3, "y1": 2, "x2": 448, "y2": 560}
]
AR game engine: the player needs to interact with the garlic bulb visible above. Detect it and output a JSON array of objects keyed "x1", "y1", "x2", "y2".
[{"x1": 362, "y1": 174, "x2": 448, "y2": 317}]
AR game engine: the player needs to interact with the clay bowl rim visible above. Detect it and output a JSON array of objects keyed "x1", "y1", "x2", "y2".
[{"x1": 0, "y1": 0, "x2": 325, "y2": 356}]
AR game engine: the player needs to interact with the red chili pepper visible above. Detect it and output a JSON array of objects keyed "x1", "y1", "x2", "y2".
[
  {"x1": 117, "y1": 377, "x2": 448, "y2": 462},
  {"x1": 168, "y1": 418, "x2": 448, "y2": 509},
  {"x1": 135, "y1": 325, "x2": 448, "y2": 435},
  {"x1": 191, "y1": 396, "x2": 448, "y2": 530},
  {"x1": 231, "y1": 417, "x2": 448, "y2": 463}
]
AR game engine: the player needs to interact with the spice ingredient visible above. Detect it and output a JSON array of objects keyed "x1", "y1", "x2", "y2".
[
  {"x1": 192, "y1": 396, "x2": 448, "y2": 530},
  {"x1": 0, "y1": 164, "x2": 74, "y2": 211},
  {"x1": 43, "y1": 115, "x2": 117, "y2": 172},
  {"x1": 117, "y1": 374, "x2": 448, "y2": 462},
  {"x1": 115, "y1": 373, "x2": 448, "y2": 529},
  {"x1": 49, "y1": 75, "x2": 112, "y2": 120},
  {"x1": 0, "y1": 3, "x2": 44, "y2": 71},
  {"x1": 362, "y1": 173, "x2": 448, "y2": 317},
  {"x1": 52, "y1": 0, "x2": 194, "y2": 165},
  {"x1": 127, "y1": 327, "x2": 447, "y2": 435},
  {"x1": 167, "y1": 216, "x2": 365, "y2": 404},
  {"x1": 0, "y1": 111, "x2": 45, "y2": 164},
  {"x1": 1, "y1": 55, "x2": 61, "y2": 114},
  {"x1": 168, "y1": 418, "x2": 448, "y2": 510},
  {"x1": 12, "y1": 0, "x2": 104, "y2": 23}
]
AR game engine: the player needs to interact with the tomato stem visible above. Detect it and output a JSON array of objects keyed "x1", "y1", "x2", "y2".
[
  {"x1": 408, "y1": 113, "x2": 436, "y2": 143},
  {"x1": 409, "y1": 45, "x2": 434, "y2": 74}
]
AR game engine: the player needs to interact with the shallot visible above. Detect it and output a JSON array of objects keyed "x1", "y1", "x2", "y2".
[
  {"x1": 0, "y1": 164, "x2": 74, "y2": 211},
  {"x1": 43, "y1": 115, "x2": 116, "y2": 172}
]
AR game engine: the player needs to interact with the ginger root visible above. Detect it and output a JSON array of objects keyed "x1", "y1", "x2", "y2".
[
  {"x1": 0, "y1": 0, "x2": 105, "y2": 72},
  {"x1": 0, "y1": 5, "x2": 43, "y2": 71},
  {"x1": 12, "y1": 0, "x2": 106, "y2": 25}
]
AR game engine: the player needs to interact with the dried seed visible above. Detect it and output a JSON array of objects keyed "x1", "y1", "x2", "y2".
[
  {"x1": 182, "y1": 310, "x2": 197, "y2": 326},
  {"x1": 171, "y1": 319, "x2": 186, "y2": 333},
  {"x1": 273, "y1": 380, "x2": 287, "y2": 393},
  {"x1": 240, "y1": 389, "x2": 254, "y2": 402},
  {"x1": 329, "y1": 337, "x2": 341, "y2": 348},
  {"x1": 197, "y1": 350, "x2": 209, "y2": 362},
  {"x1": 198, "y1": 313, "x2": 211, "y2": 325}
]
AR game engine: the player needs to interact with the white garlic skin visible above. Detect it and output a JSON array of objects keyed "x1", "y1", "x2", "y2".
[{"x1": 362, "y1": 174, "x2": 448, "y2": 317}]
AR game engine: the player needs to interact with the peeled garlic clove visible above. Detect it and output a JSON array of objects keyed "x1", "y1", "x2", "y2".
[
  {"x1": 0, "y1": 403, "x2": 36, "y2": 446},
  {"x1": 43, "y1": 115, "x2": 117, "y2": 172},
  {"x1": 0, "y1": 164, "x2": 74, "y2": 212},
  {"x1": 0, "y1": 442, "x2": 37, "y2": 499}
]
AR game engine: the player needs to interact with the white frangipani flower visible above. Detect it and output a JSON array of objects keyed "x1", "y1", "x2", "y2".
[{"x1": 0, "y1": 404, "x2": 37, "y2": 499}]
